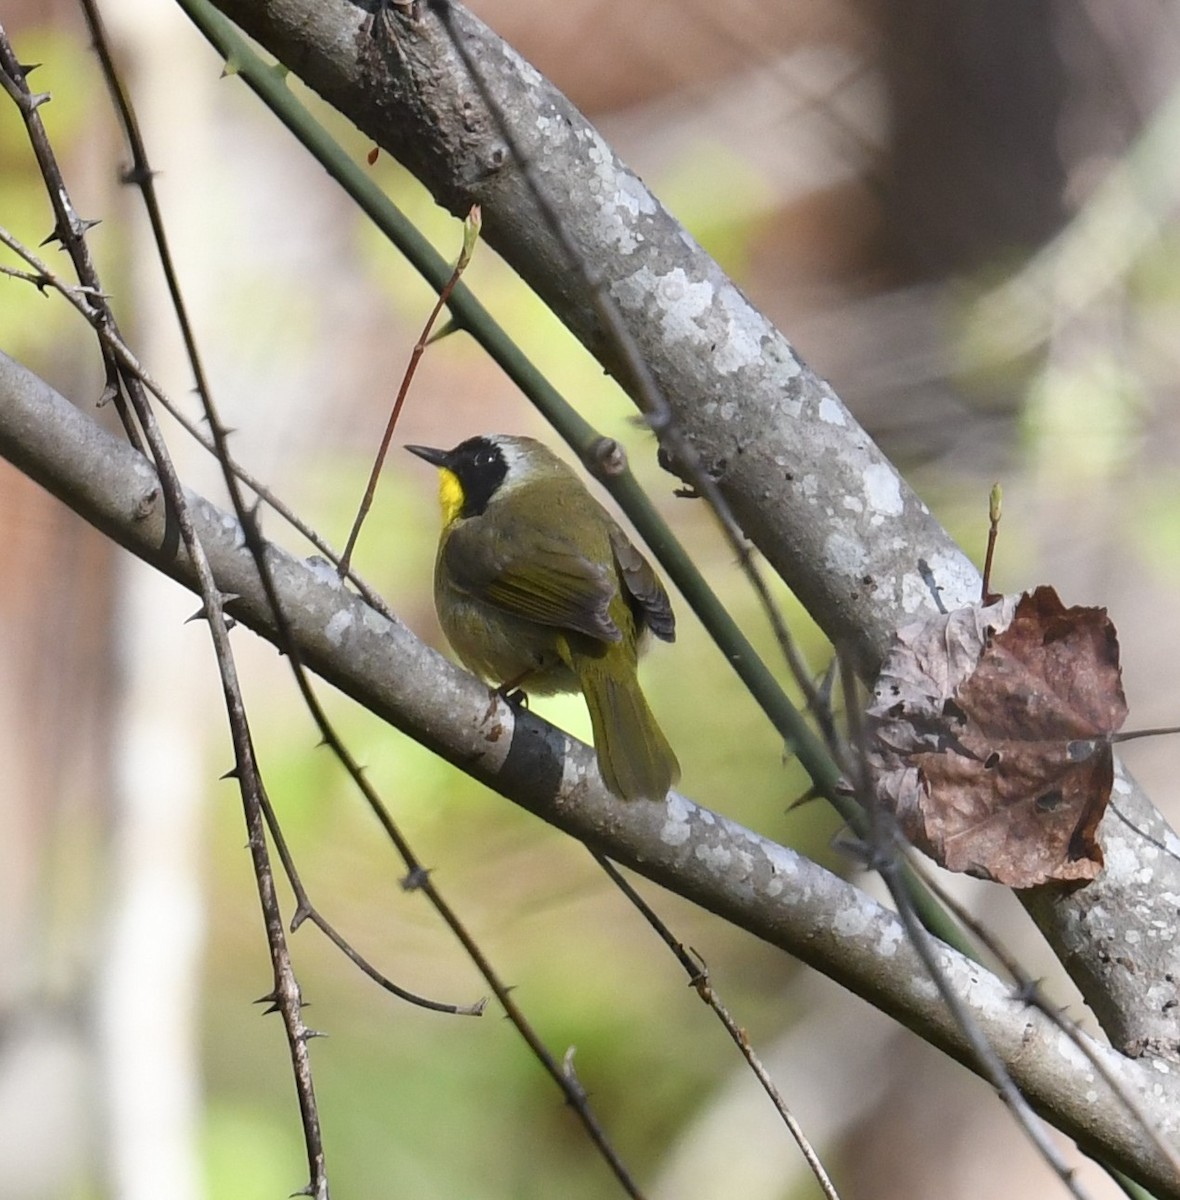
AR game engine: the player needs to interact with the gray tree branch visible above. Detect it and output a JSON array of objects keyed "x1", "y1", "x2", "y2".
[
  {"x1": 194, "y1": 0, "x2": 1180, "y2": 1063},
  {"x1": 1, "y1": 347, "x2": 1179, "y2": 1194}
]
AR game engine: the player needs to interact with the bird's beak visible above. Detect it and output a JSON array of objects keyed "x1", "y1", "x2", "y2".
[{"x1": 405, "y1": 443, "x2": 451, "y2": 468}]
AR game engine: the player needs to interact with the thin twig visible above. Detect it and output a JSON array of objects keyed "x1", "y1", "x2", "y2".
[
  {"x1": 592, "y1": 852, "x2": 842, "y2": 1200},
  {"x1": 256, "y1": 783, "x2": 486, "y2": 1015},
  {"x1": 839, "y1": 650, "x2": 1095, "y2": 1200},
  {"x1": 74, "y1": 0, "x2": 368, "y2": 581},
  {"x1": 0, "y1": 29, "x2": 331, "y2": 1196},
  {"x1": 909, "y1": 854, "x2": 1180, "y2": 1187},
  {"x1": 0, "y1": 24, "x2": 143, "y2": 453},
  {"x1": 337, "y1": 205, "x2": 481, "y2": 577}
]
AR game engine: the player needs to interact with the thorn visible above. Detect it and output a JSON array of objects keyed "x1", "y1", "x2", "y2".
[
  {"x1": 96, "y1": 382, "x2": 120, "y2": 409},
  {"x1": 813, "y1": 657, "x2": 838, "y2": 711},
  {"x1": 1012, "y1": 978, "x2": 1042, "y2": 1005},
  {"x1": 120, "y1": 164, "x2": 156, "y2": 188},
  {"x1": 290, "y1": 904, "x2": 311, "y2": 933},
  {"x1": 184, "y1": 595, "x2": 240, "y2": 624},
  {"x1": 786, "y1": 785, "x2": 821, "y2": 813},
  {"x1": 302, "y1": 1027, "x2": 328, "y2": 1041},
  {"x1": 18, "y1": 61, "x2": 41, "y2": 76},
  {"x1": 220, "y1": 765, "x2": 240, "y2": 781},
  {"x1": 77, "y1": 217, "x2": 101, "y2": 235},
  {"x1": 28, "y1": 91, "x2": 51, "y2": 111},
  {"x1": 254, "y1": 991, "x2": 281, "y2": 1015},
  {"x1": 400, "y1": 865, "x2": 431, "y2": 892},
  {"x1": 290, "y1": 1183, "x2": 316, "y2": 1198},
  {"x1": 426, "y1": 317, "x2": 460, "y2": 344}
]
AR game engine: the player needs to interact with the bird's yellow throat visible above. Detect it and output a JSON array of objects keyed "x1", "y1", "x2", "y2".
[{"x1": 437, "y1": 467, "x2": 465, "y2": 526}]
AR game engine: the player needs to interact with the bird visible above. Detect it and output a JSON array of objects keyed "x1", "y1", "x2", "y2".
[{"x1": 407, "y1": 433, "x2": 679, "y2": 801}]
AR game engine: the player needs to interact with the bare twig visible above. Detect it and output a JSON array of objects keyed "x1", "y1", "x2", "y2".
[
  {"x1": 0, "y1": 24, "x2": 143, "y2": 453},
  {"x1": 256, "y1": 783, "x2": 486, "y2": 1015},
  {"x1": 909, "y1": 856, "x2": 1180, "y2": 1186},
  {"x1": 839, "y1": 651, "x2": 1096, "y2": 1200},
  {"x1": 0, "y1": 28, "x2": 330, "y2": 1195},
  {"x1": 592, "y1": 852, "x2": 842, "y2": 1200},
  {"x1": 337, "y1": 205, "x2": 481, "y2": 577}
]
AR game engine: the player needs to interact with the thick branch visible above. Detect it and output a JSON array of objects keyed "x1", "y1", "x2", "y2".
[
  {"x1": 2, "y1": 352, "x2": 1179, "y2": 1195},
  {"x1": 195, "y1": 0, "x2": 1180, "y2": 1061}
]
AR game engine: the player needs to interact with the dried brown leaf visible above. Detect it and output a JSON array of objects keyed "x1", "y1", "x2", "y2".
[{"x1": 867, "y1": 586, "x2": 1127, "y2": 888}]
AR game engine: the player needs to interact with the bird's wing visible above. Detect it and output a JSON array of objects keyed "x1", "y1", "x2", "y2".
[
  {"x1": 443, "y1": 519, "x2": 622, "y2": 643},
  {"x1": 609, "y1": 526, "x2": 675, "y2": 643}
]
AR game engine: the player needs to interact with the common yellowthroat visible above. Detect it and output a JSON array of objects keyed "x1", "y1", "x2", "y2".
[{"x1": 407, "y1": 434, "x2": 680, "y2": 802}]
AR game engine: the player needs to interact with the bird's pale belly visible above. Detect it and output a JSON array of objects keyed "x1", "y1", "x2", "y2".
[{"x1": 435, "y1": 577, "x2": 581, "y2": 694}]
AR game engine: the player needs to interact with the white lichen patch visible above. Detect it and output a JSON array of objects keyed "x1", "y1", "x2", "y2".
[
  {"x1": 660, "y1": 792, "x2": 694, "y2": 847},
  {"x1": 325, "y1": 609, "x2": 353, "y2": 647},
  {"x1": 219, "y1": 510, "x2": 245, "y2": 548},
  {"x1": 898, "y1": 548, "x2": 980, "y2": 616},
  {"x1": 304, "y1": 555, "x2": 344, "y2": 587},
  {"x1": 876, "y1": 920, "x2": 904, "y2": 958},
  {"x1": 911, "y1": 974, "x2": 939, "y2": 1001},
  {"x1": 712, "y1": 284, "x2": 766, "y2": 375},
  {"x1": 615, "y1": 169, "x2": 656, "y2": 219},
  {"x1": 612, "y1": 265, "x2": 714, "y2": 346},
  {"x1": 583, "y1": 135, "x2": 657, "y2": 255},
  {"x1": 863, "y1": 463, "x2": 904, "y2": 516},
  {"x1": 756, "y1": 839, "x2": 798, "y2": 897},
  {"x1": 823, "y1": 531, "x2": 868, "y2": 577},
  {"x1": 1104, "y1": 834, "x2": 1150, "y2": 882},
  {"x1": 833, "y1": 900, "x2": 876, "y2": 939},
  {"x1": 694, "y1": 842, "x2": 733, "y2": 872},
  {"x1": 818, "y1": 395, "x2": 846, "y2": 426},
  {"x1": 361, "y1": 604, "x2": 391, "y2": 635},
  {"x1": 513, "y1": 53, "x2": 546, "y2": 91}
]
